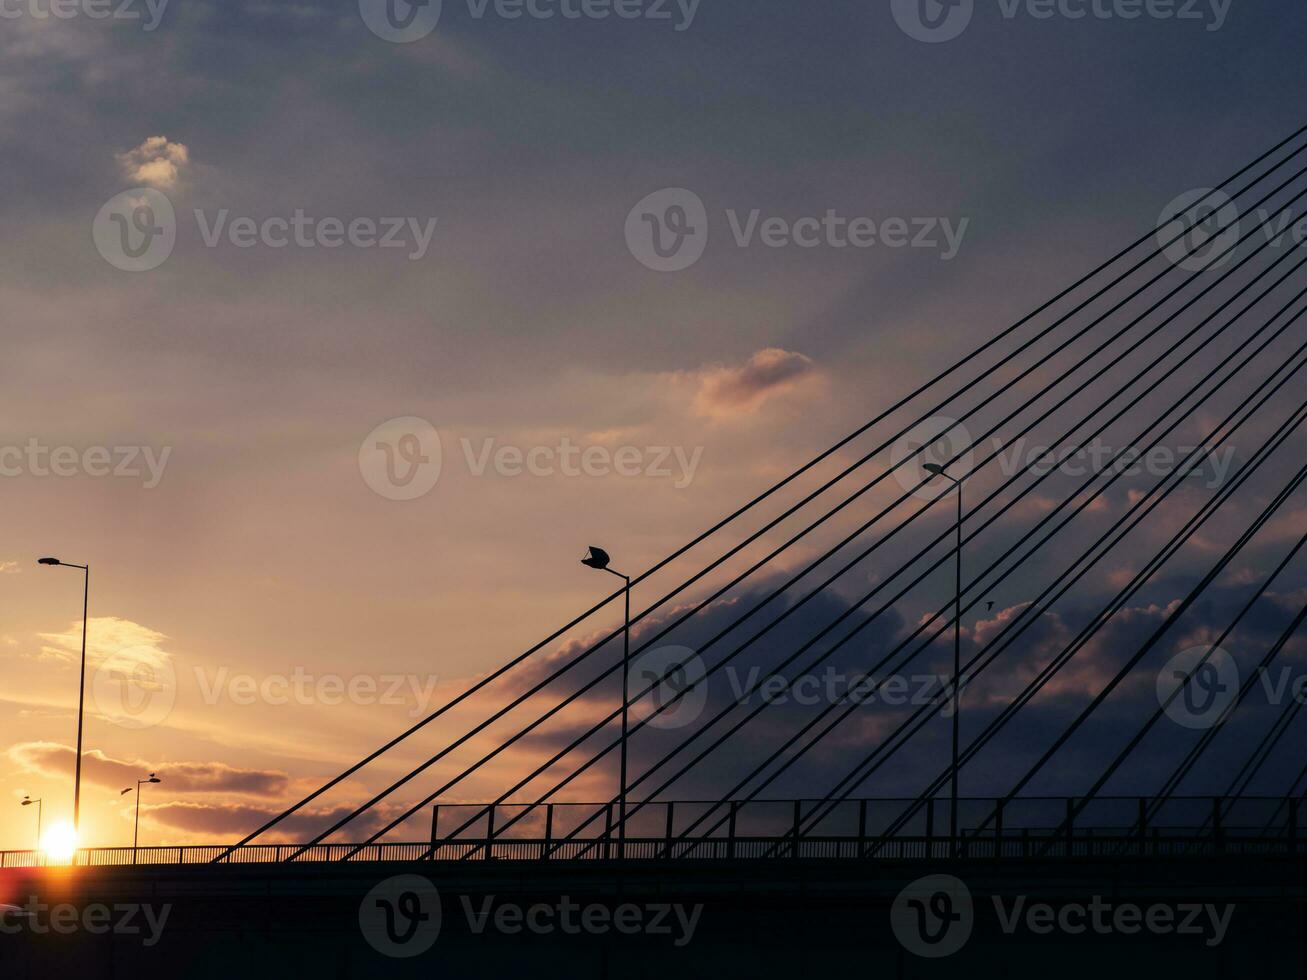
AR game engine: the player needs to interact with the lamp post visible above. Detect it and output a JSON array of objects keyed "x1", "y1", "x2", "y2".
[
  {"x1": 923, "y1": 464, "x2": 965, "y2": 856},
  {"x1": 20, "y1": 797, "x2": 42, "y2": 854},
  {"x1": 121, "y1": 774, "x2": 161, "y2": 861},
  {"x1": 581, "y1": 546, "x2": 631, "y2": 858},
  {"x1": 38, "y1": 557, "x2": 89, "y2": 840}
]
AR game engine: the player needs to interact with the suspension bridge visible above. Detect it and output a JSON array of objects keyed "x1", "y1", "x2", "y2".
[{"x1": 6, "y1": 126, "x2": 1307, "y2": 974}]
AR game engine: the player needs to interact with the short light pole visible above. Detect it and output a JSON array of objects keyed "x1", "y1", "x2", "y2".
[
  {"x1": 20, "y1": 797, "x2": 42, "y2": 854},
  {"x1": 923, "y1": 464, "x2": 966, "y2": 857},
  {"x1": 581, "y1": 546, "x2": 631, "y2": 859},
  {"x1": 38, "y1": 557, "x2": 90, "y2": 840},
  {"x1": 121, "y1": 774, "x2": 161, "y2": 861}
]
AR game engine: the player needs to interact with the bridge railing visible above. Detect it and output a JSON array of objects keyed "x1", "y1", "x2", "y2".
[
  {"x1": 422, "y1": 795, "x2": 1303, "y2": 851},
  {"x1": 2, "y1": 796, "x2": 1299, "y2": 868}
]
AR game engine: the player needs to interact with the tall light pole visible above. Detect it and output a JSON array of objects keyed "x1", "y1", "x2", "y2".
[
  {"x1": 121, "y1": 774, "x2": 161, "y2": 861},
  {"x1": 38, "y1": 557, "x2": 89, "y2": 839},
  {"x1": 581, "y1": 546, "x2": 631, "y2": 858},
  {"x1": 20, "y1": 796, "x2": 42, "y2": 853},
  {"x1": 923, "y1": 464, "x2": 965, "y2": 856}
]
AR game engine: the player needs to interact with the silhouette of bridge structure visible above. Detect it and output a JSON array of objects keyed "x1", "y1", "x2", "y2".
[
  {"x1": 3, "y1": 795, "x2": 1305, "y2": 867},
  {"x1": 7, "y1": 126, "x2": 1307, "y2": 977},
  {"x1": 172, "y1": 125, "x2": 1307, "y2": 874}
]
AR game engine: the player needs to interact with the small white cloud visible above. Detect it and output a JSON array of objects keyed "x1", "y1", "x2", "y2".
[
  {"x1": 0, "y1": 560, "x2": 19, "y2": 574},
  {"x1": 38, "y1": 616, "x2": 171, "y2": 670},
  {"x1": 117, "y1": 136, "x2": 190, "y2": 190}
]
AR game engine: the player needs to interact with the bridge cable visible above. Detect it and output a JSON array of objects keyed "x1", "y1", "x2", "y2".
[
  {"x1": 336, "y1": 194, "x2": 1307, "y2": 859},
  {"x1": 969, "y1": 458, "x2": 1307, "y2": 840},
  {"x1": 486, "y1": 246, "x2": 1307, "y2": 853},
  {"x1": 221, "y1": 137, "x2": 1306, "y2": 861},
  {"x1": 616, "y1": 350, "x2": 1307, "y2": 852},
  {"x1": 1040, "y1": 530, "x2": 1307, "y2": 849},
  {"x1": 229, "y1": 128, "x2": 1307, "y2": 859},
  {"x1": 810, "y1": 388, "x2": 1307, "y2": 852},
  {"x1": 1144, "y1": 603, "x2": 1307, "y2": 818}
]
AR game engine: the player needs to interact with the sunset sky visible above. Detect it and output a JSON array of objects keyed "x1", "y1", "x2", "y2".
[{"x1": 2, "y1": 0, "x2": 1306, "y2": 852}]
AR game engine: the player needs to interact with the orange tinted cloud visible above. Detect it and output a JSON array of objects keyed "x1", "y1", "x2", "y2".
[
  {"x1": 8, "y1": 742, "x2": 287, "y2": 797},
  {"x1": 116, "y1": 136, "x2": 190, "y2": 190},
  {"x1": 693, "y1": 348, "x2": 817, "y2": 419},
  {"x1": 141, "y1": 800, "x2": 411, "y2": 842}
]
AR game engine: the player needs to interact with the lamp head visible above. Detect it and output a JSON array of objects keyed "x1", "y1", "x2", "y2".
[
  {"x1": 922, "y1": 463, "x2": 946, "y2": 476},
  {"x1": 20, "y1": 797, "x2": 33, "y2": 806},
  {"x1": 37, "y1": 557, "x2": 60, "y2": 566},
  {"x1": 580, "y1": 546, "x2": 611, "y2": 571},
  {"x1": 121, "y1": 788, "x2": 133, "y2": 796},
  {"x1": 148, "y1": 774, "x2": 161, "y2": 784}
]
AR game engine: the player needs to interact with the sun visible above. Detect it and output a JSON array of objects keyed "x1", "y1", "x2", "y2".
[{"x1": 41, "y1": 822, "x2": 78, "y2": 863}]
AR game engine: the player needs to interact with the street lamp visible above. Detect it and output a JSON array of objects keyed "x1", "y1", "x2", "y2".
[
  {"x1": 581, "y1": 546, "x2": 631, "y2": 858},
  {"x1": 923, "y1": 464, "x2": 966, "y2": 856},
  {"x1": 121, "y1": 774, "x2": 161, "y2": 860},
  {"x1": 20, "y1": 797, "x2": 42, "y2": 854},
  {"x1": 38, "y1": 557, "x2": 90, "y2": 839}
]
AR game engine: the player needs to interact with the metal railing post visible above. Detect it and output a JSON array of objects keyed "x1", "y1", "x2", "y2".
[
  {"x1": 728, "y1": 801, "x2": 738, "y2": 859},
  {"x1": 926, "y1": 799, "x2": 935, "y2": 858},
  {"x1": 429, "y1": 805, "x2": 440, "y2": 862},
  {"x1": 663, "y1": 801, "x2": 675, "y2": 859},
  {"x1": 994, "y1": 798, "x2": 1003, "y2": 861},
  {"x1": 485, "y1": 804, "x2": 495, "y2": 860},
  {"x1": 792, "y1": 800, "x2": 802, "y2": 859},
  {"x1": 1065, "y1": 798, "x2": 1075, "y2": 858},
  {"x1": 858, "y1": 799, "x2": 868, "y2": 858},
  {"x1": 543, "y1": 804, "x2": 554, "y2": 860},
  {"x1": 605, "y1": 803, "x2": 614, "y2": 860}
]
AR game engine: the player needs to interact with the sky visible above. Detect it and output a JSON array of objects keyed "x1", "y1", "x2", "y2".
[{"x1": 2, "y1": 0, "x2": 1306, "y2": 852}]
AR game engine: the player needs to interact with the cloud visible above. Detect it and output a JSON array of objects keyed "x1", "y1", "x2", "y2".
[
  {"x1": 7, "y1": 742, "x2": 288, "y2": 797},
  {"x1": 139, "y1": 800, "x2": 412, "y2": 843},
  {"x1": 692, "y1": 348, "x2": 818, "y2": 419},
  {"x1": 421, "y1": 578, "x2": 913, "y2": 803},
  {"x1": 116, "y1": 136, "x2": 190, "y2": 190},
  {"x1": 37, "y1": 616, "x2": 171, "y2": 671},
  {"x1": 0, "y1": 561, "x2": 17, "y2": 574}
]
